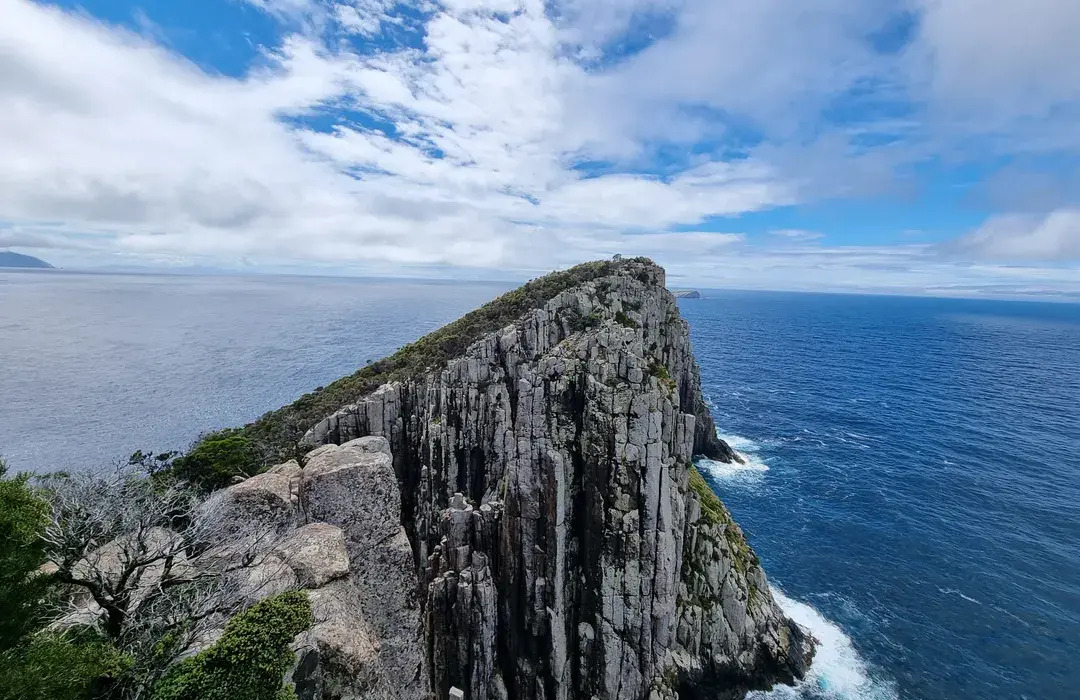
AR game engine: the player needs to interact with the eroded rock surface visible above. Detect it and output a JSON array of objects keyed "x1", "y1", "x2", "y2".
[
  {"x1": 294, "y1": 258, "x2": 814, "y2": 699},
  {"x1": 203, "y1": 435, "x2": 428, "y2": 700}
]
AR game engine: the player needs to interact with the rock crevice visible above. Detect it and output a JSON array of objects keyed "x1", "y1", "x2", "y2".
[{"x1": 284, "y1": 258, "x2": 814, "y2": 699}]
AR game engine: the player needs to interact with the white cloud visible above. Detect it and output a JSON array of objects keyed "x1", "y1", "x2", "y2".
[
  {"x1": 954, "y1": 210, "x2": 1080, "y2": 261},
  {"x1": 1, "y1": 0, "x2": 1079, "y2": 297},
  {"x1": 0, "y1": 0, "x2": 799, "y2": 272},
  {"x1": 333, "y1": 0, "x2": 400, "y2": 36},
  {"x1": 910, "y1": 0, "x2": 1080, "y2": 115},
  {"x1": 906, "y1": 0, "x2": 1080, "y2": 153},
  {"x1": 771, "y1": 230, "x2": 826, "y2": 242}
]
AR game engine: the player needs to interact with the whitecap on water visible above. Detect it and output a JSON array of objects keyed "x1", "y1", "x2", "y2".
[
  {"x1": 748, "y1": 588, "x2": 898, "y2": 700},
  {"x1": 698, "y1": 432, "x2": 771, "y2": 483},
  {"x1": 717, "y1": 432, "x2": 763, "y2": 453},
  {"x1": 697, "y1": 454, "x2": 769, "y2": 481}
]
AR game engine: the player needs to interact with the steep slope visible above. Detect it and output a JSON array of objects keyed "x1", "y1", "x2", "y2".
[{"x1": 292, "y1": 258, "x2": 813, "y2": 699}]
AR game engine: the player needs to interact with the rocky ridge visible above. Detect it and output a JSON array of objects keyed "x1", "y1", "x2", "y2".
[{"x1": 253, "y1": 257, "x2": 814, "y2": 698}]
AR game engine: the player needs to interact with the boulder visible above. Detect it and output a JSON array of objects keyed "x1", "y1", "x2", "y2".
[
  {"x1": 303, "y1": 436, "x2": 401, "y2": 546},
  {"x1": 277, "y1": 523, "x2": 350, "y2": 589}
]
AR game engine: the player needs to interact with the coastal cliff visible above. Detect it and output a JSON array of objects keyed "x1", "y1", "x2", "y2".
[{"x1": 209, "y1": 258, "x2": 812, "y2": 699}]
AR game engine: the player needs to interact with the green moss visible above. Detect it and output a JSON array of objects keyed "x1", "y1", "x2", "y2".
[
  {"x1": 687, "y1": 464, "x2": 728, "y2": 526},
  {"x1": 568, "y1": 308, "x2": 604, "y2": 333},
  {"x1": 152, "y1": 591, "x2": 312, "y2": 700},
  {"x1": 647, "y1": 361, "x2": 676, "y2": 396},
  {"x1": 614, "y1": 311, "x2": 638, "y2": 329}
]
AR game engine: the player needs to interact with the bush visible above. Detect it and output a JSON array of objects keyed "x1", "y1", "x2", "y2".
[
  {"x1": 0, "y1": 458, "x2": 51, "y2": 650},
  {"x1": 152, "y1": 591, "x2": 313, "y2": 700},
  {"x1": 170, "y1": 429, "x2": 261, "y2": 490},
  {"x1": 0, "y1": 629, "x2": 131, "y2": 700}
]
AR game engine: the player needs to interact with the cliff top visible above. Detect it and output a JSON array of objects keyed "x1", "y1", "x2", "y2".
[{"x1": 238, "y1": 257, "x2": 664, "y2": 462}]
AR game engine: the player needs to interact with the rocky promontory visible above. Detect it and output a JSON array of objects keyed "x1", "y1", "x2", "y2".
[
  {"x1": 211, "y1": 258, "x2": 813, "y2": 699},
  {"x1": 670, "y1": 289, "x2": 701, "y2": 299}
]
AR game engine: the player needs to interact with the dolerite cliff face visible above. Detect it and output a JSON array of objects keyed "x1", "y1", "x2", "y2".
[{"x1": 293, "y1": 258, "x2": 813, "y2": 699}]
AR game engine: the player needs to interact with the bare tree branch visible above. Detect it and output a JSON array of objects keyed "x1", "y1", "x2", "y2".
[{"x1": 38, "y1": 463, "x2": 295, "y2": 699}]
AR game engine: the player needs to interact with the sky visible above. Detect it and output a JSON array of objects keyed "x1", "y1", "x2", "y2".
[{"x1": 1, "y1": 0, "x2": 1079, "y2": 297}]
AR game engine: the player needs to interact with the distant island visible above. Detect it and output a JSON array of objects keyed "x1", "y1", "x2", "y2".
[
  {"x1": 0, "y1": 251, "x2": 54, "y2": 269},
  {"x1": 671, "y1": 289, "x2": 701, "y2": 298}
]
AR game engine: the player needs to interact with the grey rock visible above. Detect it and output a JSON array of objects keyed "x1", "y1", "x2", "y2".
[
  {"x1": 303, "y1": 437, "x2": 401, "y2": 547},
  {"x1": 200, "y1": 468, "x2": 299, "y2": 538},
  {"x1": 299, "y1": 259, "x2": 814, "y2": 699},
  {"x1": 277, "y1": 523, "x2": 350, "y2": 589},
  {"x1": 196, "y1": 437, "x2": 428, "y2": 700}
]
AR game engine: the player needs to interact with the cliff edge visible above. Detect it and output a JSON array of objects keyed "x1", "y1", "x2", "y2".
[
  {"x1": 215, "y1": 258, "x2": 812, "y2": 699},
  {"x1": 291, "y1": 258, "x2": 813, "y2": 698}
]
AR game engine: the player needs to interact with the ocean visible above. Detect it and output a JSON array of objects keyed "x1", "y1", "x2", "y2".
[
  {"x1": 2, "y1": 271, "x2": 1078, "y2": 699},
  {"x1": 682, "y1": 292, "x2": 1080, "y2": 700}
]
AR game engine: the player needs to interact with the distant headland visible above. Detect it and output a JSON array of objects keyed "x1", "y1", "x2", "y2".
[
  {"x1": 0, "y1": 251, "x2": 54, "y2": 269},
  {"x1": 671, "y1": 289, "x2": 701, "y2": 298}
]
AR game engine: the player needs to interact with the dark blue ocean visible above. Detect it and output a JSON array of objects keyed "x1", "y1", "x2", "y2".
[
  {"x1": 681, "y1": 292, "x2": 1080, "y2": 700},
  {"x1": 2, "y1": 271, "x2": 1078, "y2": 699}
]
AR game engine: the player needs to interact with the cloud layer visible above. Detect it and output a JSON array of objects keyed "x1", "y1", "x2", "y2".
[{"x1": 1, "y1": 0, "x2": 1078, "y2": 296}]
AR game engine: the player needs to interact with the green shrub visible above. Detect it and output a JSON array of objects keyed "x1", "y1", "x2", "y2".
[
  {"x1": 0, "y1": 458, "x2": 51, "y2": 650},
  {"x1": 0, "y1": 629, "x2": 131, "y2": 700},
  {"x1": 170, "y1": 429, "x2": 261, "y2": 490},
  {"x1": 152, "y1": 591, "x2": 313, "y2": 700}
]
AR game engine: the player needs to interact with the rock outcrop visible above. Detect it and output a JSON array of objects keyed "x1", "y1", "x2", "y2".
[
  {"x1": 670, "y1": 289, "x2": 701, "y2": 299},
  {"x1": 281, "y1": 258, "x2": 814, "y2": 699},
  {"x1": 204, "y1": 436, "x2": 429, "y2": 700}
]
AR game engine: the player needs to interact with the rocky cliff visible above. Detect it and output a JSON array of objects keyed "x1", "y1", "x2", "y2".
[{"x1": 246, "y1": 257, "x2": 813, "y2": 699}]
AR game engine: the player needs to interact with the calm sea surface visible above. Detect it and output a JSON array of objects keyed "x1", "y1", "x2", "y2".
[{"x1": 2, "y1": 270, "x2": 1078, "y2": 699}]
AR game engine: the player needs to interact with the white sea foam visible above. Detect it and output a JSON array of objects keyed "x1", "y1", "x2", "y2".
[
  {"x1": 939, "y1": 587, "x2": 981, "y2": 605},
  {"x1": 697, "y1": 456, "x2": 769, "y2": 482},
  {"x1": 717, "y1": 432, "x2": 762, "y2": 453},
  {"x1": 699, "y1": 432, "x2": 770, "y2": 482},
  {"x1": 748, "y1": 587, "x2": 899, "y2": 700}
]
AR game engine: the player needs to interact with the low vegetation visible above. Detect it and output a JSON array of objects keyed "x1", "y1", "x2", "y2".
[
  {"x1": 152, "y1": 591, "x2": 312, "y2": 700},
  {"x1": 0, "y1": 456, "x2": 312, "y2": 700},
  {"x1": 0, "y1": 628, "x2": 132, "y2": 700},
  {"x1": 0, "y1": 458, "x2": 51, "y2": 651},
  {"x1": 179, "y1": 257, "x2": 658, "y2": 485},
  {"x1": 687, "y1": 463, "x2": 760, "y2": 580},
  {"x1": 169, "y1": 428, "x2": 262, "y2": 490}
]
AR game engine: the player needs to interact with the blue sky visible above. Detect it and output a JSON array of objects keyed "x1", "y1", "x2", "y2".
[{"x1": 1, "y1": 0, "x2": 1079, "y2": 297}]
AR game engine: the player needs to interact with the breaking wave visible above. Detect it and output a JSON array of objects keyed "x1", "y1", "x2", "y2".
[
  {"x1": 749, "y1": 588, "x2": 898, "y2": 700},
  {"x1": 696, "y1": 431, "x2": 770, "y2": 483}
]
